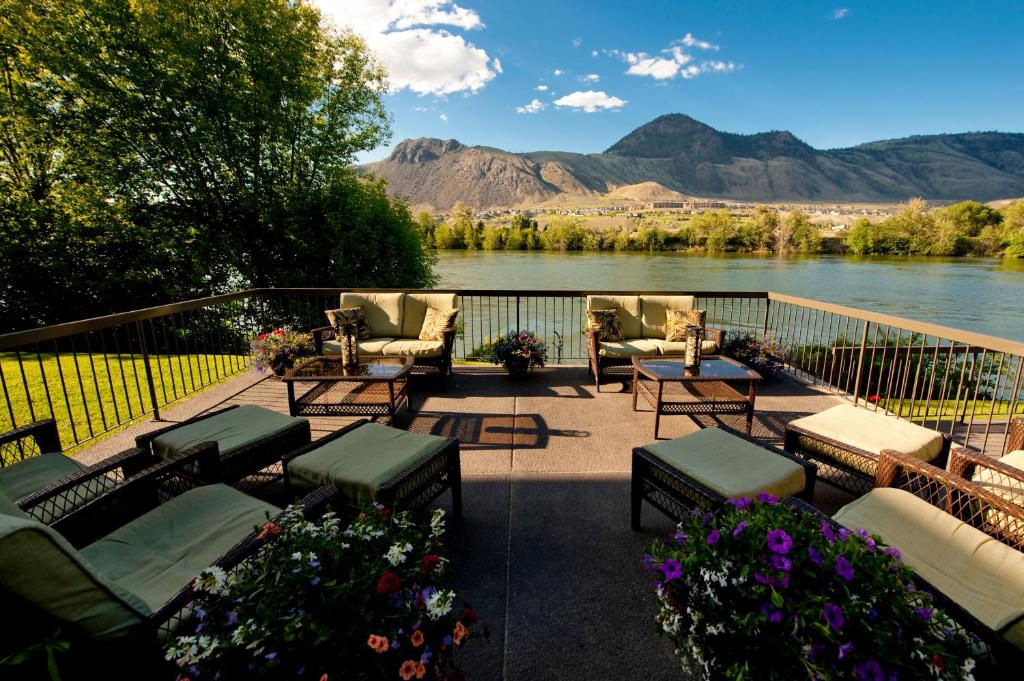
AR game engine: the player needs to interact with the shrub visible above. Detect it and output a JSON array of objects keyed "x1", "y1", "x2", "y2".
[
  {"x1": 487, "y1": 330, "x2": 547, "y2": 368},
  {"x1": 165, "y1": 504, "x2": 483, "y2": 680},
  {"x1": 249, "y1": 327, "x2": 315, "y2": 375},
  {"x1": 722, "y1": 332, "x2": 788, "y2": 380},
  {"x1": 645, "y1": 496, "x2": 978, "y2": 680}
]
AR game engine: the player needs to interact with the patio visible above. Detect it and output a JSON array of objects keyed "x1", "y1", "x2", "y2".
[{"x1": 78, "y1": 364, "x2": 852, "y2": 680}]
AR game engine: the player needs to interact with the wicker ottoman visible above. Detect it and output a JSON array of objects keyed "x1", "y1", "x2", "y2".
[
  {"x1": 283, "y1": 421, "x2": 462, "y2": 517},
  {"x1": 631, "y1": 427, "x2": 816, "y2": 529},
  {"x1": 783, "y1": 404, "x2": 951, "y2": 495}
]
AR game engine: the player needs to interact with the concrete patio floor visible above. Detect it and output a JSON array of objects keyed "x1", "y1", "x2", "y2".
[{"x1": 78, "y1": 365, "x2": 852, "y2": 680}]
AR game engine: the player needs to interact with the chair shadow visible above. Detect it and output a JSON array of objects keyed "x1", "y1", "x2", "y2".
[{"x1": 404, "y1": 411, "x2": 590, "y2": 450}]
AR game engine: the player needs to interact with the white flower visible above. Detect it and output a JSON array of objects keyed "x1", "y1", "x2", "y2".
[
  {"x1": 291, "y1": 551, "x2": 303, "y2": 561},
  {"x1": 194, "y1": 566, "x2": 228, "y2": 594},
  {"x1": 384, "y1": 542, "x2": 413, "y2": 566},
  {"x1": 425, "y1": 589, "x2": 454, "y2": 620},
  {"x1": 430, "y1": 508, "x2": 446, "y2": 536}
]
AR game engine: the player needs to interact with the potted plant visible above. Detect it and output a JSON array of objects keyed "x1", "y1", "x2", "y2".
[
  {"x1": 488, "y1": 330, "x2": 547, "y2": 379},
  {"x1": 645, "y1": 495, "x2": 978, "y2": 680},
  {"x1": 166, "y1": 504, "x2": 484, "y2": 680},
  {"x1": 250, "y1": 327, "x2": 315, "y2": 376},
  {"x1": 722, "y1": 331, "x2": 788, "y2": 380}
]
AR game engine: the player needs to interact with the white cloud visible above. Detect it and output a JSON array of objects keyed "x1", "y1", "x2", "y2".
[
  {"x1": 553, "y1": 68, "x2": 565, "y2": 76},
  {"x1": 315, "y1": 1, "x2": 498, "y2": 96},
  {"x1": 572, "y1": 37, "x2": 582, "y2": 48},
  {"x1": 581, "y1": 73, "x2": 600, "y2": 82},
  {"x1": 553, "y1": 90, "x2": 626, "y2": 113},
  {"x1": 834, "y1": 8, "x2": 849, "y2": 20},
  {"x1": 679, "y1": 32, "x2": 718, "y2": 51},
  {"x1": 515, "y1": 98, "x2": 546, "y2": 114},
  {"x1": 535, "y1": 84, "x2": 549, "y2": 91},
  {"x1": 439, "y1": 113, "x2": 449, "y2": 121},
  {"x1": 591, "y1": 49, "x2": 599, "y2": 58},
  {"x1": 609, "y1": 36, "x2": 739, "y2": 81},
  {"x1": 414, "y1": 106, "x2": 429, "y2": 111}
]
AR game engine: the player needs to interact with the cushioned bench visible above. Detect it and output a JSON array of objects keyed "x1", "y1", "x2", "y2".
[
  {"x1": 784, "y1": 403, "x2": 951, "y2": 494},
  {"x1": 284, "y1": 420, "x2": 462, "y2": 517},
  {"x1": 631, "y1": 426, "x2": 815, "y2": 529},
  {"x1": 136, "y1": 405, "x2": 311, "y2": 486}
]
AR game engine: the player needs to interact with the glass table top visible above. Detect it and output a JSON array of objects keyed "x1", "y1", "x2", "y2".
[
  {"x1": 285, "y1": 356, "x2": 412, "y2": 379},
  {"x1": 635, "y1": 356, "x2": 762, "y2": 381}
]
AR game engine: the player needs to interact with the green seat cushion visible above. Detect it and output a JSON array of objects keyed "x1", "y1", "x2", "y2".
[
  {"x1": 0, "y1": 506, "x2": 150, "y2": 640},
  {"x1": 323, "y1": 337, "x2": 396, "y2": 356},
  {"x1": 644, "y1": 427, "x2": 807, "y2": 500},
  {"x1": 0, "y1": 452, "x2": 84, "y2": 501},
  {"x1": 151, "y1": 405, "x2": 308, "y2": 463},
  {"x1": 834, "y1": 487, "x2": 1024, "y2": 650},
  {"x1": 381, "y1": 339, "x2": 444, "y2": 358},
  {"x1": 287, "y1": 423, "x2": 448, "y2": 504},
  {"x1": 0, "y1": 488, "x2": 30, "y2": 519},
  {"x1": 80, "y1": 484, "x2": 279, "y2": 612},
  {"x1": 653, "y1": 339, "x2": 721, "y2": 355},
  {"x1": 599, "y1": 339, "x2": 661, "y2": 357}
]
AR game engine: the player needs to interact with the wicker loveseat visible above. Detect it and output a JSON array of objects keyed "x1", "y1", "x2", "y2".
[
  {"x1": 585, "y1": 294, "x2": 724, "y2": 390},
  {"x1": 312, "y1": 292, "x2": 458, "y2": 384}
]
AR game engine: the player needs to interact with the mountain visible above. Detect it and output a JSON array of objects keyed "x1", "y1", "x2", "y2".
[{"x1": 362, "y1": 114, "x2": 1024, "y2": 209}]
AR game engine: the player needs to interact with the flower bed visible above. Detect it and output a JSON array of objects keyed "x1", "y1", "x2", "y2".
[
  {"x1": 645, "y1": 495, "x2": 978, "y2": 680},
  {"x1": 250, "y1": 326, "x2": 315, "y2": 375},
  {"x1": 166, "y1": 504, "x2": 484, "y2": 679},
  {"x1": 722, "y1": 332, "x2": 788, "y2": 380},
  {"x1": 486, "y1": 329, "x2": 547, "y2": 377}
]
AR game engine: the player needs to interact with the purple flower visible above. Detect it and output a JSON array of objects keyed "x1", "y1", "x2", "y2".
[
  {"x1": 823, "y1": 602, "x2": 845, "y2": 631},
  {"x1": 838, "y1": 528, "x2": 852, "y2": 542},
  {"x1": 884, "y1": 546, "x2": 902, "y2": 563},
  {"x1": 855, "y1": 660, "x2": 884, "y2": 681},
  {"x1": 770, "y1": 554, "x2": 792, "y2": 572},
  {"x1": 443, "y1": 635, "x2": 453, "y2": 647},
  {"x1": 706, "y1": 530, "x2": 721, "y2": 545},
  {"x1": 672, "y1": 530, "x2": 687, "y2": 545},
  {"x1": 662, "y1": 558, "x2": 683, "y2": 581},
  {"x1": 760, "y1": 603, "x2": 783, "y2": 623},
  {"x1": 806, "y1": 643, "x2": 829, "y2": 663},
  {"x1": 757, "y1": 492, "x2": 778, "y2": 505},
  {"x1": 754, "y1": 572, "x2": 770, "y2": 585},
  {"x1": 641, "y1": 553, "x2": 655, "y2": 571},
  {"x1": 914, "y1": 607, "x2": 934, "y2": 621},
  {"x1": 821, "y1": 521, "x2": 838, "y2": 543},
  {"x1": 391, "y1": 640, "x2": 401, "y2": 650},
  {"x1": 226, "y1": 611, "x2": 239, "y2": 626},
  {"x1": 838, "y1": 642, "x2": 855, "y2": 660},
  {"x1": 729, "y1": 496, "x2": 754, "y2": 510},
  {"x1": 835, "y1": 556, "x2": 854, "y2": 582},
  {"x1": 766, "y1": 529, "x2": 793, "y2": 554},
  {"x1": 732, "y1": 520, "x2": 748, "y2": 537},
  {"x1": 807, "y1": 546, "x2": 824, "y2": 567}
]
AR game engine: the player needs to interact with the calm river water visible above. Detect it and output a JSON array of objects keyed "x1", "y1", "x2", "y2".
[{"x1": 434, "y1": 251, "x2": 1024, "y2": 341}]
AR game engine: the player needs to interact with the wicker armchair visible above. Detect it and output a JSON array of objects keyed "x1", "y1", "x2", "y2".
[
  {"x1": 1007, "y1": 418, "x2": 1024, "y2": 454},
  {"x1": 947, "y1": 448, "x2": 1024, "y2": 549}
]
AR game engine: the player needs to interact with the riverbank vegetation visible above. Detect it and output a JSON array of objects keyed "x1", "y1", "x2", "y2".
[{"x1": 419, "y1": 199, "x2": 1024, "y2": 258}]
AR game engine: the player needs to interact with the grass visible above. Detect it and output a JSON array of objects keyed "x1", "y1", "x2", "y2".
[
  {"x1": 875, "y1": 398, "x2": 1024, "y2": 421},
  {"x1": 1, "y1": 351, "x2": 247, "y2": 452}
]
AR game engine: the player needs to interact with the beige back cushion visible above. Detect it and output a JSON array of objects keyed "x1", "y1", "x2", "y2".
[
  {"x1": 403, "y1": 293, "x2": 458, "y2": 338},
  {"x1": 587, "y1": 295, "x2": 642, "y2": 339},
  {"x1": 340, "y1": 292, "x2": 405, "y2": 337},
  {"x1": 640, "y1": 295, "x2": 695, "y2": 338}
]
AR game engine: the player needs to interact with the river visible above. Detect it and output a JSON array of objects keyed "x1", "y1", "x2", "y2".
[{"x1": 434, "y1": 251, "x2": 1024, "y2": 341}]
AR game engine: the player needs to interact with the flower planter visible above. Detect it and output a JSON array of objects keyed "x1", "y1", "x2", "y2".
[{"x1": 503, "y1": 356, "x2": 532, "y2": 380}]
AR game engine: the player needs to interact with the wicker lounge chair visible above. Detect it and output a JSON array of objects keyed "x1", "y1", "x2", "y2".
[
  {"x1": 283, "y1": 420, "x2": 461, "y2": 518},
  {"x1": 787, "y1": 449, "x2": 1024, "y2": 662},
  {"x1": 134, "y1": 404, "x2": 310, "y2": 487},
  {"x1": 783, "y1": 403, "x2": 951, "y2": 495},
  {"x1": 311, "y1": 291, "x2": 458, "y2": 386},
  {"x1": 0, "y1": 441, "x2": 335, "y2": 667},
  {"x1": 585, "y1": 294, "x2": 724, "y2": 391}
]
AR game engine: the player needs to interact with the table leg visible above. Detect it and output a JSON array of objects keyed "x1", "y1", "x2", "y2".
[
  {"x1": 387, "y1": 380, "x2": 397, "y2": 422},
  {"x1": 632, "y1": 366, "x2": 639, "y2": 411},
  {"x1": 654, "y1": 380, "x2": 664, "y2": 439},
  {"x1": 746, "y1": 381, "x2": 757, "y2": 434},
  {"x1": 286, "y1": 381, "x2": 297, "y2": 416}
]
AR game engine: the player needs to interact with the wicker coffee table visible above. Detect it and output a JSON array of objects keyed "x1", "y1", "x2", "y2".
[
  {"x1": 282, "y1": 356, "x2": 414, "y2": 421},
  {"x1": 632, "y1": 356, "x2": 762, "y2": 438}
]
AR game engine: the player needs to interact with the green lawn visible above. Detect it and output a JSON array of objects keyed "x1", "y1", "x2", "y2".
[
  {"x1": 1, "y1": 351, "x2": 248, "y2": 451},
  {"x1": 875, "y1": 398, "x2": 1024, "y2": 421}
]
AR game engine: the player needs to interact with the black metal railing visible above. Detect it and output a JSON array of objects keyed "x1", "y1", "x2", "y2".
[{"x1": 0, "y1": 288, "x2": 1020, "y2": 456}]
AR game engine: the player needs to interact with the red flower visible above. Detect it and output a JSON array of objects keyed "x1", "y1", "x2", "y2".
[
  {"x1": 421, "y1": 554, "x2": 440, "y2": 575},
  {"x1": 377, "y1": 506, "x2": 392, "y2": 519},
  {"x1": 272, "y1": 329, "x2": 284, "y2": 336},
  {"x1": 376, "y1": 571, "x2": 401, "y2": 594},
  {"x1": 461, "y1": 607, "x2": 479, "y2": 624},
  {"x1": 258, "y1": 333, "x2": 267, "y2": 341},
  {"x1": 931, "y1": 655, "x2": 945, "y2": 672},
  {"x1": 867, "y1": 394, "x2": 881, "y2": 403}
]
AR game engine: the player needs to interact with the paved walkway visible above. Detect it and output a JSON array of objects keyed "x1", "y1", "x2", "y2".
[{"x1": 77, "y1": 365, "x2": 849, "y2": 680}]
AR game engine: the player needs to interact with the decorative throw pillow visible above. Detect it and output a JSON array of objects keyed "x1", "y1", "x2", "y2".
[
  {"x1": 665, "y1": 309, "x2": 706, "y2": 342},
  {"x1": 325, "y1": 307, "x2": 371, "y2": 340},
  {"x1": 419, "y1": 307, "x2": 460, "y2": 341},
  {"x1": 586, "y1": 309, "x2": 624, "y2": 342}
]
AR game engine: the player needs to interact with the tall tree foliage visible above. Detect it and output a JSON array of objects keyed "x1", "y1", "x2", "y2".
[{"x1": 0, "y1": 0, "x2": 435, "y2": 331}]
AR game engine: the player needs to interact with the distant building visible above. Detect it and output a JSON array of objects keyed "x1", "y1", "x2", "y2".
[{"x1": 645, "y1": 200, "x2": 726, "y2": 210}]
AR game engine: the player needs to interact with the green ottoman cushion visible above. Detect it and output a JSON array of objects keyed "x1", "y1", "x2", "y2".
[
  {"x1": 288, "y1": 423, "x2": 448, "y2": 504},
  {"x1": 81, "y1": 484, "x2": 279, "y2": 611},
  {"x1": 644, "y1": 427, "x2": 807, "y2": 500},
  {"x1": 0, "y1": 452, "x2": 84, "y2": 500},
  {"x1": 151, "y1": 405, "x2": 308, "y2": 463},
  {"x1": 0, "y1": 499, "x2": 150, "y2": 640}
]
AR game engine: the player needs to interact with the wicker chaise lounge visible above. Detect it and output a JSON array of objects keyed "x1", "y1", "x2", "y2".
[
  {"x1": 783, "y1": 403, "x2": 951, "y2": 495},
  {"x1": 283, "y1": 420, "x2": 462, "y2": 518},
  {"x1": 0, "y1": 442, "x2": 336, "y2": 666},
  {"x1": 585, "y1": 294, "x2": 724, "y2": 391},
  {"x1": 134, "y1": 404, "x2": 311, "y2": 486}
]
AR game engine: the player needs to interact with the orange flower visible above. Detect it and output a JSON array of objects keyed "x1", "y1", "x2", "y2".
[
  {"x1": 320, "y1": 675, "x2": 328, "y2": 681},
  {"x1": 453, "y1": 620, "x2": 468, "y2": 646},
  {"x1": 399, "y1": 660, "x2": 418, "y2": 680},
  {"x1": 367, "y1": 634, "x2": 389, "y2": 654},
  {"x1": 410, "y1": 630, "x2": 424, "y2": 647},
  {"x1": 415, "y1": 662, "x2": 427, "y2": 679},
  {"x1": 255, "y1": 522, "x2": 281, "y2": 540}
]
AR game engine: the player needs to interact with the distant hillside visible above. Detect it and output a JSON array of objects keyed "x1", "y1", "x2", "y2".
[
  {"x1": 362, "y1": 114, "x2": 1024, "y2": 210},
  {"x1": 605, "y1": 181, "x2": 692, "y2": 202}
]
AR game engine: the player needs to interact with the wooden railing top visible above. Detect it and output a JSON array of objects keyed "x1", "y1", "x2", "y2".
[{"x1": 1, "y1": 288, "x2": 1021, "y2": 357}]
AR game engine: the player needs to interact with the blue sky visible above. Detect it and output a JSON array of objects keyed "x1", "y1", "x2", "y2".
[{"x1": 315, "y1": 1, "x2": 1024, "y2": 162}]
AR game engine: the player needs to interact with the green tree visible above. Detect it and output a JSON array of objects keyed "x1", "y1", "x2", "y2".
[
  {"x1": 1002, "y1": 200, "x2": 1024, "y2": 257},
  {"x1": 846, "y1": 218, "x2": 879, "y2": 255},
  {"x1": 481, "y1": 224, "x2": 504, "y2": 250},
  {"x1": 693, "y1": 210, "x2": 737, "y2": 253},
  {"x1": 941, "y1": 201, "x2": 1002, "y2": 237},
  {"x1": 449, "y1": 201, "x2": 476, "y2": 249},
  {"x1": 785, "y1": 210, "x2": 822, "y2": 254},
  {"x1": 415, "y1": 211, "x2": 438, "y2": 248},
  {"x1": 744, "y1": 205, "x2": 778, "y2": 252}
]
